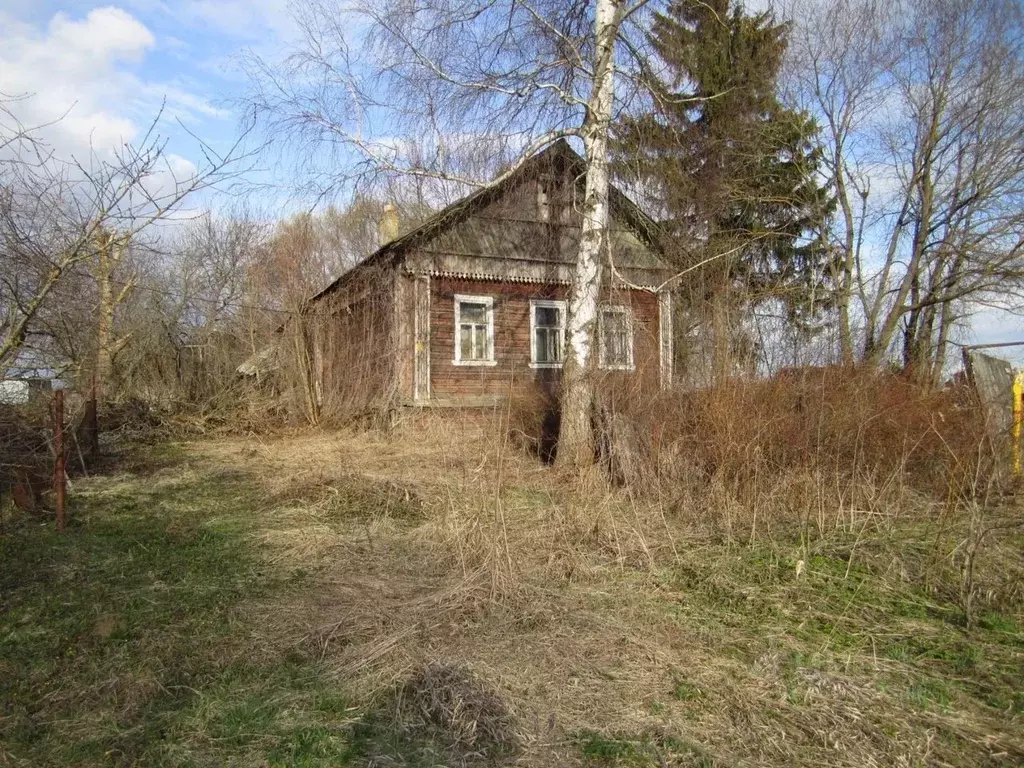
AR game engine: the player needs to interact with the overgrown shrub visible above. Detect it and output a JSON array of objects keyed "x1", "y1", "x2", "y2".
[{"x1": 619, "y1": 367, "x2": 990, "y2": 499}]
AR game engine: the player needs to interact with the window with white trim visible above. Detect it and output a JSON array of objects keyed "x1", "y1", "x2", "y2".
[
  {"x1": 530, "y1": 299, "x2": 566, "y2": 367},
  {"x1": 599, "y1": 306, "x2": 634, "y2": 370},
  {"x1": 454, "y1": 295, "x2": 495, "y2": 365}
]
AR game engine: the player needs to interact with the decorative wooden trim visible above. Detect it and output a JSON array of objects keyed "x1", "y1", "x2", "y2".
[
  {"x1": 393, "y1": 270, "x2": 408, "y2": 400},
  {"x1": 413, "y1": 274, "x2": 431, "y2": 403},
  {"x1": 312, "y1": 322, "x2": 324, "y2": 407},
  {"x1": 402, "y1": 259, "x2": 662, "y2": 290},
  {"x1": 658, "y1": 289, "x2": 673, "y2": 389}
]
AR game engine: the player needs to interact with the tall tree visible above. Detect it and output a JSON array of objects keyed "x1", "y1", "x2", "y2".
[
  {"x1": 92, "y1": 229, "x2": 136, "y2": 405},
  {"x1": 559, "y1": 0, "x2": 626, "y2": 469},
  {"x1": 616, "y1": 0, "x2": 831, "y2": 381},
  {"x1": 246, "y1": 0, "x2": 657, "y2": 469},
  {"x1": 0, "y1": 101, "x2": 250, "y2": 379},
  {"x1": 786, "y1": 0, "x2": 1024, "y2": 382}
]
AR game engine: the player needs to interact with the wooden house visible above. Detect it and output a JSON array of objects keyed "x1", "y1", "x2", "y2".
[{"x1": 302, "y1": 140, "x2": 675, "y2": 414}]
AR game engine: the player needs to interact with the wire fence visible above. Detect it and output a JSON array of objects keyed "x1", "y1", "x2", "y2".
[{"x1": 0, "y1": 383, "x2": 93, "y2": 530}]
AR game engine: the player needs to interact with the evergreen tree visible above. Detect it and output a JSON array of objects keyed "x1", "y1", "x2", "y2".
[{"x1": 616, "y1": 0, "x2": 833, "y2": 380}]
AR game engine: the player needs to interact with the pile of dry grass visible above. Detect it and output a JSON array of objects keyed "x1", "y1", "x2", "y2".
[
  {"x1": 0, "y1": 402, "x2": 59, "y2": 516},
  {"x1": 388, "y1": 662, "x2": 521, "y2": 762},
  {"x1": 618, "y1": 367, "x2": 987, "y2": 494},
  {"x1": 497, "y1": 369, "x2": 1024, "y2": 628},
  {"x1": 552, "y1": 367, "x2": 998, "y2": 539}
]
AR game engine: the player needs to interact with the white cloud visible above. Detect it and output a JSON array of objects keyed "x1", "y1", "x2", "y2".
[
  {"x1": 0, "y1": 6, "x2": 225, "y2": 160},
  {"x1": 121, "y1": 0, "x2": 297, "y2": 44}
]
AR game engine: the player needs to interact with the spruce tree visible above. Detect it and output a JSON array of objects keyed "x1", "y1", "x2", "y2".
[{"x1": 617, "y1": 0, "x2": 833, "y2": 381}]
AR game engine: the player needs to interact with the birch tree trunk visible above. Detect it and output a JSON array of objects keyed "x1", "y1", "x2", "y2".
[{"x1": 556, "y1": 0, "x2": 620, "y2": 471}]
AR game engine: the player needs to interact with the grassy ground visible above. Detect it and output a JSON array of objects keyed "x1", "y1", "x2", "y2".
[
  {"x1": 0, "y1": 446, "x2": 358, "y2": 766},
  {"x1": 1, "y1": 424, "x2": 1022, "y2": 766}
]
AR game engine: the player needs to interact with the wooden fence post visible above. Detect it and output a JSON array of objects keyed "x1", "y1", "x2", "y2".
[{"x1": 54, "y1": 389, "x2": 66, "y2": 532}]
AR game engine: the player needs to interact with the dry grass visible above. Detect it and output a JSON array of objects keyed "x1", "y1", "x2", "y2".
[
  {"x1": 175, "y1": 406, "x2": 1024, "y2": 767},
  {"x1": 358, "y1": 661, "x2": 523, "y2": 765},
  {"x1": 5, "y1": 386, "x2": 1017, "y2": 766}
]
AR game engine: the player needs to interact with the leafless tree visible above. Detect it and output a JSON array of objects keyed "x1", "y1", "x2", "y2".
[
  {"x1": 111, "y1": 211, "x2": 272, "y2": 405},
  {"x1": 786, "y1": 0, "x2": 1024, "y2": 382},
  {"x1": 0, "y1": 98, "x2": 252, "y2": 382},
  {"x1": 245, "y1": 0, "x2": 662, "y2": 468}
]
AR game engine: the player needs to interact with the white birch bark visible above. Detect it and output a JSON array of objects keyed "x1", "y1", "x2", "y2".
[{"x1": 556, "y1": 0, "x2": 620, "y2": 470}]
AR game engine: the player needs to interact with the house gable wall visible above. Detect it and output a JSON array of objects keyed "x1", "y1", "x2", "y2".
[
  {"x1": 307, "y1": 140, "x2": 675, "y2": 413},
  {"x1": 404, "y1": 155, "x2": 669, "y2": 289}
]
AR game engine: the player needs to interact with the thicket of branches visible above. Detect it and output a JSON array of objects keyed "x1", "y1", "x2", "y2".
[
  {"x1": 0, "y1": 95, "x2": 426, "y2": 432},
  {"x1": 785, "y1": 0, "x2": 1024, "y2": 382},
  {"x1": 3, "y1": 0, "x2": 1023, "y2": 451}
]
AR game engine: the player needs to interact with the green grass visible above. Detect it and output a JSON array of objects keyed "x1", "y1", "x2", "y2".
[
  {"x1": 0, "y1": 446, "x2": 355, "y2": 766},
  {"x1": 654, "y1": 539, "x2": 1024, "y2": 742},
  {"x1": 3, "y1": 437, "x2": 1022, "y2": 767},
  {"x1": 578, "y1": 730, "x2": 714, "y2": 767}
]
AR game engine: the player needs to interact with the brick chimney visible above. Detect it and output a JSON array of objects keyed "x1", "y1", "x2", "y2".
[{"x1": 380, "y1": 203, "x2": 399, "y2": 244}]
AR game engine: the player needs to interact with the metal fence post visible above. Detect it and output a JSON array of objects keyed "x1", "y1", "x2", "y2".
[{"x1": 1013, "y1": 373, "x2": 1024, "y2": 478}]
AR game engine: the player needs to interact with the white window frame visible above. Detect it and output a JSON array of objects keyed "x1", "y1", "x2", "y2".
[
  {"x1": 598, "y1": 305, "x2": 635, "y2": 371},
  {"x1": 529, "y1": 299, "x2": 567, "y2": 369},
  {"x1": 453, "y1": 294, "x2": 496, "y2": 366}
]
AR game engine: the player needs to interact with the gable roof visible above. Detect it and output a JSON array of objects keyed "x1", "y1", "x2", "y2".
[{"x1": 311, "y1": 139, "x2": 668, "y2": 302}]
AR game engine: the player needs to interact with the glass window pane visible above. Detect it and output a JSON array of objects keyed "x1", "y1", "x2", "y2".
[
  {"x1": 460, "y1": 302, "x2": 487, "y2": 325},
  {"x1": 536, "y1": 327, "x2": 564, "y2": 363},
  {"x1": 612, "y1": 332, "x2": 627, "y2": 364},
  {"x1": 473, "y1": 326, "x2": 488, "y2": 359},
  {"x1": 459, "y1": 325, "x2": 474, "y2": 360},
  {"x1": 535, "y1": 305, "x2": 560, "y2": 327},
  {"x1": 536, "y1": 328, "x2": 550, "y2": 363},
  {"x1": 601, "y1": 311, "x2": 630, "y2": 366}
]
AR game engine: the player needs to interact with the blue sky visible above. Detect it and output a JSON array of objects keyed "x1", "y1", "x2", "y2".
[
  {"x1": 4, "y1": 1, "x2": 1024, "y2": 367},
  {"x1": 0, "y1": 1, "x2": 295, "y2": 176}
]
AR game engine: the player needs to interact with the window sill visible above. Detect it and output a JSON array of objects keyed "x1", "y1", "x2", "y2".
[
  {"x1": 452, "y1": 359, "x2": 498, "y2": 367},
  {"x1": 600, "y1": 364, "x2": 635, "y2": 372},
  {"x1": 529, "y1": 362, "x2": 563, "y2": 369}
]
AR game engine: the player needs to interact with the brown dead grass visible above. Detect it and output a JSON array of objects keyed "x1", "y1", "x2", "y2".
[{"x1": 183, "y1": 407, "x2": 1024, "y2": 767}]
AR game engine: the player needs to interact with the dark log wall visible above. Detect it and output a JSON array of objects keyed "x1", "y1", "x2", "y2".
[
  {"x1": 310, "y1": 151, "x2": 669, "y2": 412},
  {"x1": 314, "y1": 264, "x2": 397, "y2": 416},
  {"x1": 428, "y1": 276, "x2": 661, "y2": 404}
]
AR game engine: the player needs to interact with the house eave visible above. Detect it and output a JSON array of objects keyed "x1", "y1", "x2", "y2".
[{"x1": 407, "y1": 266, "x2": 664, "y2": 292}]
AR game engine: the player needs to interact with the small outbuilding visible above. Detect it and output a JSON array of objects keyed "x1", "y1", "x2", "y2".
[{"x1": 0, "y1": 376, "x2": 53, "y2": 406}]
